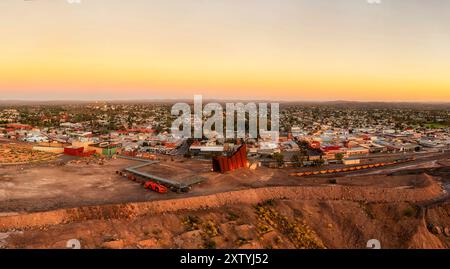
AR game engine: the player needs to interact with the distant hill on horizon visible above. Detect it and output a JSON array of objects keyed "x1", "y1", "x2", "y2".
[{"x1": 0, "y1": 99, "x2": 449, "y2": 109}]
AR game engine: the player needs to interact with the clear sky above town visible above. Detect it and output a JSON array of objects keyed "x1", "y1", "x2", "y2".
[{"x1": 0, "y1": 0, "x2": 449, "y2": 101}]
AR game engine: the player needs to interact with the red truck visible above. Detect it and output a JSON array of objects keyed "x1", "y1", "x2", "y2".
[
  {"x1": 116, "y1": 170, "x2": 168, "y2": 194},
  {"x1": 144, "y1": 181, "x2": 168, "y2": 193}
]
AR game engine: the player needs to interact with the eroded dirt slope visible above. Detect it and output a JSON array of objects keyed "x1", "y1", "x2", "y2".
[{"x1": 2, "y1": 200, "x2": 448, "y2": 249}]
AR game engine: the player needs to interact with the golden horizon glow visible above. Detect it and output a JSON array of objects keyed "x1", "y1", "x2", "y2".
[{"x1": 0, "y1": 0, "x2": 449, "y2": 101}]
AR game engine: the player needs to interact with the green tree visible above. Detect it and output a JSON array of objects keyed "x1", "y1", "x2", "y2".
[
  {"x1": 273, "y1": 152, "x2": 285, "y2": 167},
  {"x1": 335, "y1": 153, "x2": 344, "y2": 161},
  {"x1": 291, "y1": 154, "x2": 304, "y2": 167}
]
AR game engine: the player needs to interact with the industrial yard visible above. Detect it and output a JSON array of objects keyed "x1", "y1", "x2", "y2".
[
  {"x1": 0, "y1": 169, "x2": 449, "y2": 249},
  {"x1": 0, "y1": 130, "x2": 449, "y2": 249},
  {"x1": 0, "y1": 148, "x2": 449, "y2": 249},
  {"x1": 0, "y1": 151, "x2": 446, "y2": 213}
]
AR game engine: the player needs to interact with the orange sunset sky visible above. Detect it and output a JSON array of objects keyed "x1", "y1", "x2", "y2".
[{"x1": 0, "y1": 0, "x2": 449, "y2": 101}]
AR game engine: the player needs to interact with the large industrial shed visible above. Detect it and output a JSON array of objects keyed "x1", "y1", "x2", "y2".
[{"x1": 212, "y1": 144, "x2": 248, "y2": 173}]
